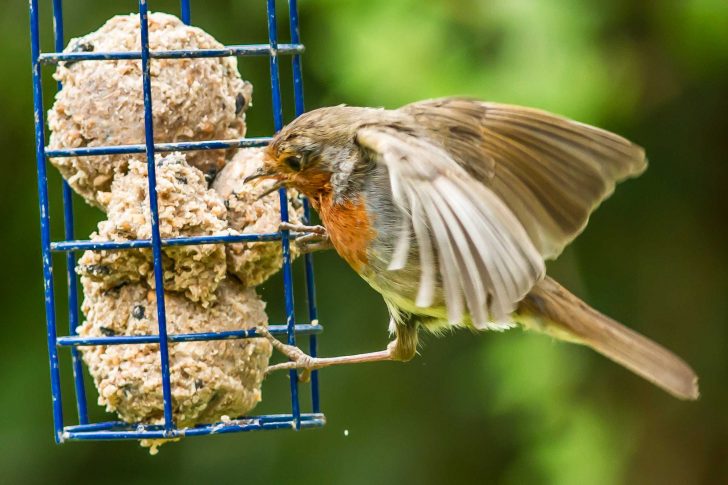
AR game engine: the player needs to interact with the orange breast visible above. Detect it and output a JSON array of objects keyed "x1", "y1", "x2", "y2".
[{"x1": 317, "y1": 194, "x2": 376, "y2": 272}]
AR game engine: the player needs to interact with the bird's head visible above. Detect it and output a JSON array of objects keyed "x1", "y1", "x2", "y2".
[{"x1": 245, "y1": 105, "x2": 387, "y2": 203}]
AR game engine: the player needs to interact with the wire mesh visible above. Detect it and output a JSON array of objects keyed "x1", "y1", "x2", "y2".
[{"x1": 28, "y1": 0, "x2": 324, "y2": 443}]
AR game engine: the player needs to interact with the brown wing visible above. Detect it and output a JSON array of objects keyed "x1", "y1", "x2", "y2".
[
  {"x1": 357, "y1": 127, "x2": 545, "y2": 327},
  {"x1": 401, "y1": 98, "x2": 647, "y2": 259}
]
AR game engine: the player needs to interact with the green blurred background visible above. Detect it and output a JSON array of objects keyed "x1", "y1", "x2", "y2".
[{"x1": 1, "y1": 0, "x2": 727, "y2": 483}]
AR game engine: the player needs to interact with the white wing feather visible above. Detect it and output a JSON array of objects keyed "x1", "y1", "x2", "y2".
[{"x1": 357, "y1": 128, "x2": 545, "y2": 327}]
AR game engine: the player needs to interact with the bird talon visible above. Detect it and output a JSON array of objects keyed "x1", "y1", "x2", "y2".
[
  {"x1": 279, "y1": 223, "x2": 332, "y2": 253},
  {"x1": 265, "y1": 354, "x2": 319, "y2": 382},
  {"x1": 258, "y1": 326, "x2": 319, "y2": 380}
]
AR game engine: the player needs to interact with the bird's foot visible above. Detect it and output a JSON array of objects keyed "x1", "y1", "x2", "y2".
[
  {"x1": 279, "y1": 222, "x2": 332, "y2": 254},
  {"x1": 257, "y1": 326, "x2": 319, "y2": 382},
  {"x1": 257, "y1": 326, "x2": 398, "y2": 382}
]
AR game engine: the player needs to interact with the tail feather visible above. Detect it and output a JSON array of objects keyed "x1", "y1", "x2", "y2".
[{"x1": 518, "y1": 276, "x2": 699, "y2": 400}]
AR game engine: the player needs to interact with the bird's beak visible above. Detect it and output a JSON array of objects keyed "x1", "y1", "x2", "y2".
[
  {"x1": 242, "y1": 166, "x2": 286, "y2": 200},
  {"x1": 243, "y1": 166, "x2": 274, "y2": 184}
]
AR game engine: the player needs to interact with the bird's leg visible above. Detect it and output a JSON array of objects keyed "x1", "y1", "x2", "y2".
[
  {"x1": 279, "y1": 222, "x2": 333, "y2": 254},
  {"x1": 257, "y1": 323, "x2": 417, "y2": 382}
]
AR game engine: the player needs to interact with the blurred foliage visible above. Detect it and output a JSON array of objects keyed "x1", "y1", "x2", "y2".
[{"x1": 0, "y1": 0, "x2": 726, "y2": 483}]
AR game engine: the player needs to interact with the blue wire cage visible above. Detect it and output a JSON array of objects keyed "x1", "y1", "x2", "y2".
[{"x1": 29, "y1": 0, "x2": 324, "y2": 443}]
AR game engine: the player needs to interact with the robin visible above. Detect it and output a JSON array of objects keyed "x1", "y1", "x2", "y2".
[{"x1": 247, "y1": 97, "x2": 699, "y2": 400}]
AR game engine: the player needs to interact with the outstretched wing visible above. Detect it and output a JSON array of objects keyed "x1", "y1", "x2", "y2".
[
  {"x1": 402, "y1": 98, "x2": 647, "y2": 259},
  {"x1": 356, "y1": 127, "x2": 545, "y2": 327}
]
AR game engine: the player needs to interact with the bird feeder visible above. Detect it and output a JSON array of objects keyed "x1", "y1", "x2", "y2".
[{"x1": 28, "y1": 0, "x2": 324, "y2": 446}]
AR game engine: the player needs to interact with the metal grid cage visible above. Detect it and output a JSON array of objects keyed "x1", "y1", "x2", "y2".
[{"x1": 29, "y1": 0, "x2": 324, "y2": 443}]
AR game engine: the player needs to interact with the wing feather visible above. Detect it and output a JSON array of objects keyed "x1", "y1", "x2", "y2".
[
  {"x1": 409, "y1": 190, "x2": 438, "y2": 308},
  {"x1": 402, "y1": 98, "x2": 647, "y2": 259},
  {"x1": 426, "y1": 187, "x2": 487, "y2": 324},
  {"x1": 417, "y1": 186, "x2": 464, "y2": 322},
  {"x1": 387, "y1": 169, "x2": 413, "y2": 271},
  {"x1": 357, "y1": 127, "x2": 545, "y2": 326}
]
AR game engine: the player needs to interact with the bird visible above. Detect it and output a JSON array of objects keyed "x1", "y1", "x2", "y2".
[{"x1": 246, "y1": 97, "x2": 699, "y2": 400}]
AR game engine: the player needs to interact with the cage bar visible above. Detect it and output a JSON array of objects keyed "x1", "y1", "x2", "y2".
[
  {"x1": 138, "y1": 0, "x2": 177, "y2": 433},
  {"x1": 38, "y1": 43, "x2": 304, "y2": 64},
  {"x1": 288, "y1": 0, "x2": 321, "y2": 414},
  {"x1": 29, "y1": 0, "x2": 64, "y2": 443},
  {"x1": 45, "y1": 137, "x2": 272, "y2": 159},
  {"x1": 51, "y1": 232, "x2": 286, "y2": 253},
  {"x1": 52, "y1": 0, "x2": 90, "y2": 426},
  {"x1": 266, "y1": 0, "x2": 303, "y2": 431},
  {"x1": 62, "y1": 413, "x2": 325, "y2": 441},
  {"x1": 56, "y1": 324, "x2": 323, "y2": 347},
  {"x1": 180, "y1": 0, "x2": 191, "y2": 25}
]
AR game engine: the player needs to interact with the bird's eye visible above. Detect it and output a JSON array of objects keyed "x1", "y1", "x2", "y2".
[{"x1": 283, "y1": 155, "x2": 303, "y2": 171}]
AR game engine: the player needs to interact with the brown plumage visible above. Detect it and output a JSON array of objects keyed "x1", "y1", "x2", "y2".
[{"x1": 248, "y1": 97, "x2": 698, "y2": 400}]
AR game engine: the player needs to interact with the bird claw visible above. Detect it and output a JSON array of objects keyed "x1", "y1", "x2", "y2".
[
  {"x1": 279, "y1": 222, "x2": 332, "y2": 254},
  {"x1": 256, "y1": 326, "x2": 318, "y2": 382}
]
